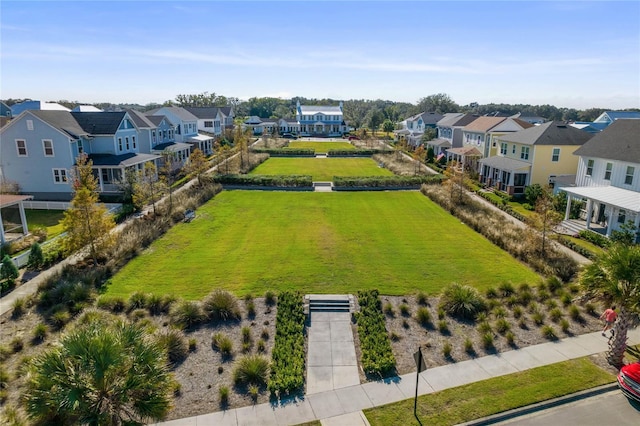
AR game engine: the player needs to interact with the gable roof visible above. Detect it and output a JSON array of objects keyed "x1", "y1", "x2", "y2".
[
  {"x1": 183, "y1": 107, "x2": 223, "y2": 119},
  {"x1": 26, "y1": 110, "x2": 89, "y2": 139},
  {"x1": 594, "y1": 111, "x2": 640, "y2": 123},
  {"x1": 153, "y1": 107, "x2": 198, "y2": 122},
  {"x1": 126, "y1": 109, "x2": 157, "y2": 129},
  {"x1": 146, "y1": 115, "x2": 173, "y2": 127},
  {"x1": 436, "y1": 113, "x2": 465, "y2": 127},
  {"x1": 573, "y1": 119, "x2": 640, "y2": 163},
  {"x1": 71, "y1": 111, "x2": 127, "y2": 135},
  {"x1": 299, "y1": 105, "x2": 342, "y2": 115},
  {"x1": 462, "y1": 116, "x2": 506, "y2": 132},
  {"x1": 72, "y1": 105, "x2": 103, "y2": 112},
  {"x1": 497, "y1": 121, "x2": 593, "y2": 146}
]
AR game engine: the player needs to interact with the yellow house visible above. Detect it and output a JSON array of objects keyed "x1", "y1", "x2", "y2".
[{"x1": 478, "y1": 121, "x2": 593, "y2": 196}]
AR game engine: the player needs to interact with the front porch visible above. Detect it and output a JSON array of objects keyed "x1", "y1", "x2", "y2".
[
  {"x1": 90, "y1": 153, "x2": 161, "y2": 194},
  {"x1": 478, "y1": 156, "x2": 531, "y2": 196},
  {"x1": 556, "y1": 219, "x2": 607, "y2": 236}
]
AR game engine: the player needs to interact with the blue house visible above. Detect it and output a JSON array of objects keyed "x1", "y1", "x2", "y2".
[
  {"x1": 0, "y1": 110, "x2": 160, "y2": 200},
  {"x1": 149, "y1": 107, "x2": 214, "y2": 155},
  {"x1": 570, "y1": 110, "x2": 640, "y2": 133},
  {"x1": 296, "y1": 101, "x2": 346, "y2": 137}
]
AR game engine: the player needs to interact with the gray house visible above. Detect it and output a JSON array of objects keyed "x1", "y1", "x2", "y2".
[{"x1": 149, "y1": 107, "x2": 214, "y2": 155}]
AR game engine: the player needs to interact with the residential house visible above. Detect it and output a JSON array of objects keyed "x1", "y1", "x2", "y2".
[
  {"x1": 478, "y1": 121, "x2": 592, "y2": 195},
  {"x1": 569, "y1": 110, "x2": 640, "y2": 134},
  {"x1": 72, "y1": 105, "x2": 103, "y2": 112},
  {"x1": 0, "y1": 110, "x2": 160, "y2": 200},
  {"x1": 244, "y1": 117, "x2": 300, "y2": 136},
  {"x1": 296, "y1": 101, "x2": 346, "y2": 137},
  {"x1": 395, "y1": 111, "x2": 444, "y2": 146},
  {"x1": 427, "y1": 113, "x2": 478, "y2": 156},
  {"x1": 10, "y1": 100, "x2": 71, "y2": 116},
  {"x1": 150, "y1": 107, "x2": 214, "y2": 155},
  {"x1": 1, "y1": 102, "x2": 12, "y2": 118},
  {"x1": 562, "y1": 119, "x2": 640, "y2": 240},
  {"x1": 184, "y1": 106, "x2": 235, "y2": 137},
  {"x1": 509, "y1": 112, "x2": 547, "y2": 125}
]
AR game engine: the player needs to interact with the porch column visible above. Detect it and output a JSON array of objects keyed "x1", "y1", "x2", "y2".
[
  {"x1": 585, "y1": 199, "x2": 593, "y2": 229},
  {"x1": 634, "y1": 213, "x2": 640, "y2": 243},
  {"x1": 0, "y1": 212, "x2": 6, "y2": 245},
  {"x1": 564, "y1": 195, "x2": 572, "y2": 220},
  {"x1": 18, "y1": 201, "x2": 29, "y2": 235},
  {"x1": 97, "y1": 168, "x2": 105, "y2": 192}
]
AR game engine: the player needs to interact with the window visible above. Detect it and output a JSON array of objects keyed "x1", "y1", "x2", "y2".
[
  {"x1": 42, "y1": 139, "x2": 54, "y2": 156},
  {"x1": 125, "y1": 137, "x2": 130, "y2": 150},
  {"x1": 53, "y1": 168, "x2": 67, "y2": 184},
  {"x1": 618, "y1": 210, "x2": 626, "y2": 224},
  {"x1": 625, "y1": 166, "x2": 635, "y2": 185},
  {"x1": 132, "y1": 136, "x2": 136, "y2": 149},
  {"x1": 477, "y1": 135, "x2": 481, "y2": 145},
  {"x1": 118, "y1": 138, "x2": 123, "y2": 151},
  {"x1": 204, "y1": 121, "x2": 213, "y2": 128},
  {"x1": 16, "y1": 139, "x2": 27, "y2": 156},
  {"x1": 551, "y1": 148, "x2": 560, "y2": 162},
  {"x1": 512, "y1": 145, "x2": 516, "y2": 154},
  {"x1": 586, "y1": 159, "x2": 594, "y2": 176},
  {"x1": 77, "y1": 139, "x2": 83, "y2": 154},
  {"x1": 26, "y1": 120, "x2": 34, "y2": 131},
  {"x1": 520, "y1": 146, "x2": 530, "y2": 160},
  {"x1": 604, "y1": 163, "x2": 612, "y2": 180},
  {"x1": 500, "y1": 142, "x2": 507, "y2": 155}
]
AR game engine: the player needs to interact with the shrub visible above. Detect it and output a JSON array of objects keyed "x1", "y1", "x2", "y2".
[
  {"x1": 475, "y1": 312, "x2": 488, "y2": 322},
  {"x1": 246, "y1": 300, "x2": 256, "y2": 318},
  {"x1": 264, "y1": 290, "x2": 276, "y2": 306},
  {"x1": 492, "y1": 307, "x2": 507, "y2": 318},
  {"x1": 549, "y1": 308, "x2": 563, "y2": 323},
  {"x1": 188, "y1": 338, "x2": 197, "y2": 352},
  {"x1": 383, "y1": 301, "x2": 394, "y2": 316},
  {"x1": 532, "y1": 311, "x2": 545, "y2": 326},
  {"x1": 242, "y1": 326, "x2": 252, "y2": 344},
  {"x1": 505, "y1": 331, "x2": 516, "y2": 346},
  {"x1": 260, "y1": 328, "x2": 269, "y2": 340},
  {"x1": 415, "y1": 307, "x2": 431, "y2": 326},
  {"x1": 32, "y1": 323, "x2": 48, "y2": 343},
  {"x1": 257, "y1": 339, "x2": 266, "y2": 353},
  {"x1": 560, "y1": 318, "x2": 571, "y2": 333},
  {"x1": 0, "y1": 345, "x2": 10, "y2": 362},
  {"x1": 12, "y1": 298, "x2": 26, "y2": 318},
  {"x1": 443, "y1": 342, "x2": 452, "y2": 358},
  {"x1": 96, "y1": 295, "x2": 127, "y2": 313},
  {"x1": 464, "y1": 338, "x2": 475, "y2": 354},
  {"x1": 219, "y1": 386, "x2": 230, "y2": 405},
  {"x1": 203, "y1": 290, "x2": 241, "y2": 322},
  {"x1": 546, "y1": 276, "x2": 563, "y2": 294},
  {"x1": 169, "y1": 300, "x2": 204, "y2": 329},
  {"x1": 495, "y1": 318, "x2": 511, "y2": 335},
  {"x1": 438, "y1": 320, "x2": 449, "y2": 334},
  {"x1": 518, "y1": 317, "x2": 528, "y2": 329},
  {"x1": 212, "y1": 332, "x2": 233, "y2": 356},
  {"x1": 399, "y1": 304, "x2": 410, "y2": 316},
  {"x1": 416, "y1": 292, "x2": 428, "y2": 306},
  {"x1": 512, "y1": 306, "x2": 523, "y2": 319},
  {"x1": 542, "y1": 325, "x2": 557, "y2": 340},
  {"x1": 0, "y1": 255, "x2": 19, "y2": 284},
  {"x1": 537, "y1": 289, "x2": 550, "y2": 302},
  {"x1": 569, "y1": 305, "x2": 583, "y2": 322},
  {"x1": 0, "y1": 364, "x2": 9, "y2": 389},
  {"x1": 485, "y1": 288, "x2": 498, "y2": 299},
  {"x1": 498, "y1": 282, "x2": 516, "y2": 298},
  {"x1": 482, "y1": 332, "x2": 494, "y2": 349},
  {"x1": 128, "y1": 291, "x2": 148, "y2": 311},
  {"x1": 129, "y1": 308, "x2": 147, "y2": 321},
  {"x1": 506, "y1": 295, "x2": 519, "y2": 307},
  {"x1": 28, "y1": 242, "x2": 44, "y2": 269},
  {"x1": 584, "y1": 303, "x2": 597, "y2": 316},
  {"x1": 233, "y1": 355, "x2": 270, "y2": 386},
  {"x1": 156, "y1": 329, "x2": 189, "y2": 365},
  {"x1": 49, "y1": 309, "x2": 71, "y2": 330},
  {"x1": 560, "y1": 293, "x2": 573, "y2": 307},
  {"x1": 437, "y1": 308, "x2": 446, "y2": 320},
  {"x1": 439, "y1": 283, "x2": 487, "y2": 320},
  {"x1": 355, "y1": 290, "x2": 396, "y2": 376},
  {"x1": 390, "y1": 331, "x2": 401, "y2": 341},
  {"x1": 248, "y1": 384, "x2": 259, "y2": 401},
  {"x1": 478, "y1": 321, "x2": 492, "y2": 334},
  {"x1": 147, "y1": 293, "x2": 175, "y2": 315},
  {"x1": 11, "y1": 337, "x2": 23, "y2": 353}
]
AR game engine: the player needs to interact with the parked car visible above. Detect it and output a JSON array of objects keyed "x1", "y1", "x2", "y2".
[
  {"x1": 618, "y1": 362, "x2": 640, "y2": 402},
  {"x1": 348, "y1": 135, "x2": 360, "y2": 141},
  {"x1": 281, "y1": 133, "x2": 297, "y2": 139}
]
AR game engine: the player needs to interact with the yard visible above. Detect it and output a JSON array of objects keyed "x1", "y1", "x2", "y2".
[
  {"x1": 287, "y1": 141, "x2": 355, "y2": 153},
  {"x1": 249, "y1": 157, "x2": 393, "y2": 181},
  {"x1": 24, "y1": 209, "x2": 65, "y2": 239},
  {"x1": 106, "y1": 191, "x2": 540, "y2": 299}
]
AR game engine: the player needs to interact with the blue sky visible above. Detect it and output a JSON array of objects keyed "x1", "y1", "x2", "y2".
[{"x1": 1, "y1": 1, "x2": 639, "y2": 109}]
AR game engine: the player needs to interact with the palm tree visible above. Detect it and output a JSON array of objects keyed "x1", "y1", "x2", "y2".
[
  {"x1": 24, "y1": 318, "x2": 173, "y2": 425},
  {"x1": 580, "y1": 242, "x2": 640, "y2": 368}
]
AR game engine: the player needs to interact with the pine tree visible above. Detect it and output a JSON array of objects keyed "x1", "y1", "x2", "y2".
[
  {"x1": 28, "y1": 242, "x2": 44, "y2": 269},
  {"x1": 1, "y1": 254, "x2": 19, "y2": 284}
]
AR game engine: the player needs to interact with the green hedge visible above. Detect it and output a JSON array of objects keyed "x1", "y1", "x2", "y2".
[
  {"x1": 214, "y1": 174, "x2": 313, "y2": 187},
  {"x1": 578, "y1": 229, "x2": 611, "y2": 248},
  {"x1": 327, "y1": 149, "x2": 394, "y2": 157},
  {"x1": 355, "y1": 290, "x2": 396, "y2": 376},
  {"x1": 251, "y1": 148, "x2": 315, "y2": 157},
  {"x1": 555, "y1": 236, "x2": 596, "y2": 259},
  {"x1": 334, "y1": 175, "x2": 444, "y2": 188},
  {"x1": 475, "y1": 190, "x2": 527, "y2": 222},
  {"x1": 268, "y1": 291, "x2": 306, "y2": 396}
]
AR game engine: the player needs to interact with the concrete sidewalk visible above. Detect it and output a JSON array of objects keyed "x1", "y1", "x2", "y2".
[{"x1": 156, "y1": 327, "x2": 640, "y2": 426}]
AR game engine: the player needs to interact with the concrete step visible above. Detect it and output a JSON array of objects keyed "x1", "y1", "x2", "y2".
[{"x1": 305, "y1": 294, "x2": 355, "y2": 314}]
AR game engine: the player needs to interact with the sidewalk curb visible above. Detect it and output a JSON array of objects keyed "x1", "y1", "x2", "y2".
[{"x1": 458, "y1": 383, "x2": 619, "y2": 425}]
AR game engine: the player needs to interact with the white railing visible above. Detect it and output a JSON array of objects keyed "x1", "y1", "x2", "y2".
[{"x1": 23, "y1": 201, "x2": 122, "y2": 212}]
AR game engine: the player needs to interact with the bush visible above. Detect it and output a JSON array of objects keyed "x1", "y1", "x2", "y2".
[
  {"x1": 355, "y1": 290, "x2": 396, "y2": 376},
  {"x1": 215, "y1": 174, "x2": 313, "y2": 188},
  {"x1": 416, "y1": 292, "x2": 428, "y2": 306},
  {"x1": 11, "y1": 298, "x2": 26, "y2": 318},
  {"x1": 157, "y1": 329, "x2": 189, "y2": 365},
  {"x1": 246, "y1": 300, "x2": 256, "y2": 318},
  {"x1": 383, "y1": 302, "x2": 395, "y2": 316},
  {"x1": 549, "y1": 308, "x2": 563, "y2": 323},
  {"x1": 485, "y1": 288, "x2": 498, "y2": 299},
  {"x1": 257, "y1": 339, "x2": 266, "y2": 353},
  {"x1": 212, "y1": 332, "x2": 233, "y2": 356},
  {"x1": 265, "y1": 290, "x2": 276, "y2": 306},
  {"x1": 438, "y1": 320, "x2": 449, "y2": 334},
  {"x1": 242, "y1": 326, "x2": 252, "y2": 344},
  {"x1": 169, "y1": 300, "x2": 205, "y2": 329},
  {"x1": 11, "y1": 337, "x2": 23, "y2": 353},
  {"x1": 560, "y1": 318, "x2": 571, "y2": 333},
  {"x1": 415, "y1": 307, "x2": 432, "y2": 327},
  {"x1": 443, "y1": 342, "x2": 452, "y2": 358},
  {"x1": 128, "y1": 291, "x2": 148, "y2": 311},
  {"x1": 399, "y1": 304, "x2": 410, "y2": 316},
  {"x1": 32, "y1": 323, "x2": 48, "y2": 343},
  {"x1": 482, "y1": 332, "x2": 494, "y2": 349},
  {"x1": 0, "y1": 255, "x2": 19, "y2": 285},
  {"x1": 578, "y1": 230, "x2": 610, "y2": 248},
  {"x1": 439, "y1": 283, "x2": 487, "y2": 320},
  {"x1": 584, "y1": 303, "x2": 597, "y2": 316},
  {"x1": 498, "y1": 282, "x2": 516, "y2": 298},
  {"x1": 233, "y1": 355, "x2": 270, "y2": 386},
  {"x1": 203, "y1": 290, "x2": 241, "y2": 322},
  {"x1": 219, "y1": 386, "x2": 230, "y2": 405},
  {"x1": 541, "y1": 325, "x2": 557, "y2": 340},
  {"x1": 569, "y1": 305, "x2": 583, "y2": 322},
  {"x1": 505, "y1": 331, "x2": 516, "y2": 346},
  {"x1": 96, "y1": 295, "x2": 127, "y2": 313},
  {"x1": 464, "y1": 338, "x2": 475, "y2": 354},
  {"x1": 147, "y1": 293, "x2": 176, "y2": 315},
  {"x1": 492, "y1": 307, "x2": 507, "y2": 318},
  {"x1": 28, "y1": 242, "x2": 44, "y2": 269},
  {"x1": 478, "y1": 321, "x2": 492, "y2": 334},
  {"x1": 512, "y1": 305, "x2": 523, "y2": 319},
  {"x1": 495, "y1": 318, "x2": 511, "y2": 335}
]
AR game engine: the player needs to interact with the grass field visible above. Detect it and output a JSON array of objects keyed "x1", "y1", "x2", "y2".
[
  {"x1": 364, "y1": 358, "x2": 615, "y2": 425},
  {"x1": 107, "y1": 191, "x2": 540, "y2": 299},
  {"x1": 249, "y1": 157, "x2": 393, "y2": 181},
  {"x1": 25, "y1": 209, "x2": 65, "y2": 238},
  {"x1": 288, "y1": 141, "x2": 355, "y2": 153}
]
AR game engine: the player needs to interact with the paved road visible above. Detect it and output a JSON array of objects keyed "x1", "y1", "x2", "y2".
[{"x1": 496, "y1": 391, "x2": 640, "y2": 425}]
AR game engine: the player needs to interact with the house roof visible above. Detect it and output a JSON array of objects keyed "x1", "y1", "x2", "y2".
[
  {"x1": 407, "y1": 111, "x2": 444, "y2": 125},
  {"x1": 27, "y1": 110, "x2": 89, "y2": 139},
  {"x1": 299, "y1": 105, "x2": 342, "y2": 115},
  {"x1": 88, "y1": 152, "x2": 160, "y2": 167},
  {"x1": 436, "y1": 113, "x2": 465, "y2": 127},
  {"x1": 447, "y1": 146, "x2": 483, "y2": 156},
  {"x1": 572, "y1": 119, "x2": 640, "y2": 163},
  {"x1": 71, "y1": 112, "x2": 127, "y2": 135},
  {"x1": 428, "y1": 138, "x2": 452, "y2": 147},
  {"x1": 462, "y1": 116, "x2": 506, "y2": 132},
  {"x1": 497, "y1": 121, "x2": 593, "y2": 146},
  {"x1": 563, "y1": 185, "x2": 640, "y2": 213},
  {"x1": 72, "y1": 105, "x2": 103, "y2": 112},
  {"x1": 153, "y1": 107, "x2": 198, "y2": 122},
  {"x1": 183, "y1": 107, "x2": 224, "y2": 119},
  {"x1": 188, "y1": 134, "x2": 214, "y2": 142},
  {"x1": 479, "y1": 156, "x2": 531, "y2": 171},
  {"x1": 152, "y1": 142, "x2": 192, "y2": 152},
  {"x1": 145, "y1": 115, "x2": 173, "y2": 127},
  {"x1": 595, "y1": 111, "x2": 640, "y2": 123},
  {"x1": 127, "y1": 109, "x2": 156, "y2": 129},
  {"x1": 0, "y1": 194, "x2": 33, "y2": 209}
]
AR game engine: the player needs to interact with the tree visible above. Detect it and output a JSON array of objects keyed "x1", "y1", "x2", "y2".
[
  {"x1": 367, "y1": 109, "x2": 384, "y2": 136},
  {"x1": 1, "y1": 254, "x2": 19, "y2": 284},
  {"x1": 159, "y1": 150, "x2": 178, "y2": 215},
  {"x1": 421, "y1": 127, "x2": 437, "y2": 143},
  {"x1": 426, "y1": 146, "x2": 435, "y2": 163},
  {"x1": 394, "y1": 138, "x2": 408, "y2": 161},
  {"x1": 234, "y1": 126, "x2": 250, "y2": 171},
  {"x1": 24, "y1": 318, "x2": 174, "y2": 425},
  {"x1": 133, "y1": 162, "x2": 166, "y2": 217},
  {"x1": 580, "y1": 243, "x2": 640, "y2": 368},
  {"x1": 382, "y1": 119, "x2": 395, "y2": 135},
  {"x1": 185, "y1": 148, "x2": 209, "y2": 185},
  {"x1": 416, "y1": 93, "x2": 459, "y2": 114},
  {"x1": 412, "y1": 145, "x2": 426, "y2": 175},
  {"x1": 524, "y1": 183, "x2": 544, "y2": 206},
  {"x1": 61, "y1": 155, "x2": 115, "y2": 266},
  {"x1": 531, "y1": 189, "x2": 561, "y2": 258},
  {"x1": 28, "y1": 242, "x2": 44, "y2": 270}
]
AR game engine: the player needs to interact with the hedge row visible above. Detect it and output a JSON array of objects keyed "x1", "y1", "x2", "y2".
[
  {"x1": 355, "y1": 290, "x2": 396, "y2": 376},
  {"x1": 268, "y1": 291, "x2": 306, "y2": 396},
  {"x1": 214, "y1": 174, "x2": 313, "y2": 187},
  {"x1": 251, "y1": 148, "x2": 315, "y2": 157},
  {"x1": 475, "y1": 190, "x2": 528, "y2": 222},
  {"x1": 327, "y1": 149, "x2": 394, "y2": 157},
  {"x1": 333, "y1": 175, "x2": 445, "y2": 188},
  {"x1": 578, "y1": 229, "x2": 611, "y2": 248},
  {"x1": 555, "y1": 236, "x2": 596, "y2": 260}
]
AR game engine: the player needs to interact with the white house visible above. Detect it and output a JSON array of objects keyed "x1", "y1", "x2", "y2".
[
  {"x1": 395, "y1": 111, "x2": 443, "y2": 146},
  {"x1": 150, "y1": 107, "x2": 214, "y2": 155},
  {"x1": 296, "y1": 101, "x2": 346, "y2": 137}
]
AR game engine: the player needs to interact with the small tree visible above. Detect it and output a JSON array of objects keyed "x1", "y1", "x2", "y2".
[
  {"x1": 28, "y1": 242, "x2": 44, "y2": 270},
  {"x1": 426, "y1": 146, "x2": 435, "y2": 163},
  {"x1": 234, "y1": 126, "x2": 249, "y2": 171},
  {"x1": 159, "y1": 150, "x2": 178, "y2": 215},
  {"x1": 133, "y1": 162, "x2": 166, "y2": 217},
  {"x1": 531, "y1": 189, "x2": 561, "y2": 258},
  {"x1": 186, "y1": 148, "x2": 209, "y2": 185},
  {"x1": 525, "y1": 183, "x2": 544, "y2": 206},
  {"x1": 62, "y1": 155, "x2": 115, "y2": 266},
  {"x1": 382, "y1": 119, "x2": 395, "y2": 137},
  {"x1": 421, "y1": 127, "x2": 437, "y2": 143},
  {"x1": 1, "y1": 254, "x2": 19, "y2": 284},
  {"x1": 412, "y1": 145, "x2": 426, "y2": 175}
]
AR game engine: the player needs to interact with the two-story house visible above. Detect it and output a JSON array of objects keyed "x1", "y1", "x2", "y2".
[
  {"x1": 183, "y1": 106, "x2": 234, "y2": 137},
  {"x1": 562, "y1": 119, "x2": 640, "y2": 240},
  {"x1": 10, "y1": 100, "x2": 71, "y2": 116},
  {"x1": 427, "y1": 113, "x2": 478, "y2": 156},
  {"x1": 478, "y1": 121, "x2": 592, "y2": 195},
  {"x1": 296, "y1": 101, "x2": 346, "y2": 137},
  {"x1": 395, "y1": 111, "x2": 444, "y2": 147},
  {"x1": 0, "y1": 110, "x2": 160, "y2": 200},
  {"x1": 570, "y1": 110, "x2": 640, "y2": 134},
  {"x1": 150, "y1": 107, "x2": 214, "y2": 155}
]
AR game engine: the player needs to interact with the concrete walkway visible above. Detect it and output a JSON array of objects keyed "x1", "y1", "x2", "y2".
[{"x1": 156, "y1": 327, "x2": 640, "y2": 426}]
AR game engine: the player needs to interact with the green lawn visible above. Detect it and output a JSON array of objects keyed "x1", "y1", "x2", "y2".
[
  {"x1": 107, "y1": 191, "x2": 539, "y2": 299},
  {"x1": 287, "y1": 141, "x2": 355, "y2": 153},
  {"x1": 25, "y1": 209, "x2": 65, "y2": 239},
  {"x1": 364, "y1": 358, "x2": 615, "y2": 426},
  {"x1": 249, "y1": 157, "x2": 393, "y2": 181}
]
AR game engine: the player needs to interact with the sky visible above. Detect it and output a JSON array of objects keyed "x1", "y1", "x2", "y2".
[{"x1": 1, "y1": 0, "x2": 639, "y2": 109}]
